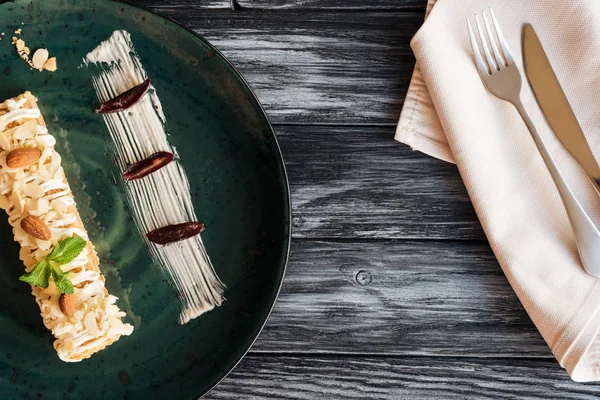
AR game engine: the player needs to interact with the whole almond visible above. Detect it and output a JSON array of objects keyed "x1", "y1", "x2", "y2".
[
  {"x1": 21, "y1": 215, "x2": 52, "y2": 241},
  {"x1": 96, "y1": 77, "x2": 151, "y2": 114},
  {"x1": 59, "y1": 294, "x2": 76, "y2": 318},
  {"x1": 6, "y1": 148, "x2": 41, "y2": 168},
  {"x1": 146, "y1": 222, "x2": 205, "y2": 245},
  {"x1": 122, "y1": 151, "x2": 174, "y2": 181}
]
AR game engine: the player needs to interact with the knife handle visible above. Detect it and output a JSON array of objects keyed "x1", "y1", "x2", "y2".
[{"x1": 514, "y1": 98, "x2": 600, "y2": 277}]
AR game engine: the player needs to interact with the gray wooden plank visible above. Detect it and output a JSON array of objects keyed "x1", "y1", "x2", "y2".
[
  {"x1": 126, "y1": 7, "x2": 424, "y2": 125},
  {"x1": 278, "y1": 125, "x2": 482, "y2": 240},
  {"x1": 126, "y1": 0, "x2": 231, "y2": 9},
  {"x1": 130, "y1": 0, "x2": 426, "y2": 11},
  {"x1": 252, "y1": 239, "x2": 549, "y2": 357},
  {"x1": 207, "y1": 355, "x2": 596, "y2": 399}
]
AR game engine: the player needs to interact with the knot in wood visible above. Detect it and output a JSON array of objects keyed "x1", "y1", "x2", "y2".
[{"x1": 355, "y1": 270, "x2": 372, "y2": 286}]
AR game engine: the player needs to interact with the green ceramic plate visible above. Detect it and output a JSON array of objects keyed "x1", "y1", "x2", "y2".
[{"x1": 0, "y1": 0, "x2": 290, "y2": 398}]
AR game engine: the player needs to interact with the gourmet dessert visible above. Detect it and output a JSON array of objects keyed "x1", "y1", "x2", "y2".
[{"x1": 0, "y1": 92, "x2": 133, "y2": 362}]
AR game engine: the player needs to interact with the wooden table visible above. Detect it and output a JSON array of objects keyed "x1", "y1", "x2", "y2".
[{"x1": 130, "y1": 1, "x2": 599, "y2": 398}]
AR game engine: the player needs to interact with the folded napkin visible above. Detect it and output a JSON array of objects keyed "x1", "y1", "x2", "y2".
[{"x1": 396, "y1": 0, "x2": 600, "y2": 381}]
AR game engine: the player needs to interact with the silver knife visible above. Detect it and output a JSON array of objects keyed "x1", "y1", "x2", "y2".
[{"x1": 523, "y1": 23, "x2": 600, "y2": 187}]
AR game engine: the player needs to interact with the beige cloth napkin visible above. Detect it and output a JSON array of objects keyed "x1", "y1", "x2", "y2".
[{"x1": 396, "y1": 0, "x2": 600, "y2": 382}]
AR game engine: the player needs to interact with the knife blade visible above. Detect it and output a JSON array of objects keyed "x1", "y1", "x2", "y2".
[{"x1": 523, "y1": 23, "x2": 600, "y2": 186}]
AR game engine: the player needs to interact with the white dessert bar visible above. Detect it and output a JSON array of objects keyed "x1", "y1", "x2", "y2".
[{"x1": 0, "y1": 92, "x2": 133, "y2": 362}]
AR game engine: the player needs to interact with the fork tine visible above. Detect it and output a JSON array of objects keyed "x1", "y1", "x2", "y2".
[
  {"x1": 467, "y1": 18, "x2": 490, "y2": 76},
  {"x1": 482, "y1": 11, "x2": 505, "y2": 68},
  {"x1": 475, "y1": 14, "x2": 498, "y2": 72},
  {"x1": 489, "y1": 7, "x2": 514, "y2": 65}
]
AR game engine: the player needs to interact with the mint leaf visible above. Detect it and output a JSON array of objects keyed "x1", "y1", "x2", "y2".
[
  {"x1": 18, "y1": 236, "x2": 82, "y2": 293},
  {"x1": 48, "y1": 235, "x2": 87, "y2": 265},
  {"x1": 19, "y1": 260, "x2": 51, "y2": 288},
  {"x1": 50, "y1": 264, "x2": 74, "y2": 295}
]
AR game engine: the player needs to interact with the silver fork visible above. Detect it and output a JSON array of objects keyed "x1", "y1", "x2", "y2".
[{"x1": 468, "y1": 8, "x2": 600, "y2": 277}]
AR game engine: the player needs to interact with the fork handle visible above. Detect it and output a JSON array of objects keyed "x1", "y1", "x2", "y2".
[{"x1": 513, "y1": 98, "x2": 600, "y2": 277}]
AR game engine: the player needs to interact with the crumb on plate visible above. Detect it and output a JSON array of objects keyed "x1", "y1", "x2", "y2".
[
  {"x1": 11, "y1": 36, "x2": 57, "y2": 72},
  {"x1": 42, "y1": 56, "x2": 57, "y2": 72}
]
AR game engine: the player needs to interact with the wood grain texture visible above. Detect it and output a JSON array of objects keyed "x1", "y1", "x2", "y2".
[
  {"x1": 126, "y1": 0, "x2": 231, "y2": 9},
  {"x1": 278, "y1": 125, "x2": 482, "y2": 240},
  {"x1": 130, "y1": 0, "x2": 426, "y2": 11},
  {"x1": 207, "y1": 356, "x2": 597, "y2": 399},
  {"x1": 126, "y1": 6, "x2": 424, "y2": 125},
  {"x1": 251, "y1": 239, "x2": 548, "y2": 356}
]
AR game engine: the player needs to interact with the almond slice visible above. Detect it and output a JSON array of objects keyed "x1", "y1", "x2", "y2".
[
  {"x1": 59, "y1": 294, "x2": 76, "y2": 318},
  {"x1": 45, "y1": 188, "x2": 63, "y2": 196},
  {"x1": 31, "y1": 48, "x2": 49, "y2": 71},
  {"x1": 6, "y1": 147, "x2": 41, "y2": 168},
  {"x1": 21, "y1": 215, "x2": 51, "y2": 240},
  {"x1": 84, "y1": 312, "x2": 100, "y2": 337}
]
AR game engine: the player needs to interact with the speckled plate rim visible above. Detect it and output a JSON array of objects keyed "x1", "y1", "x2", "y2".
[{"x1": 112, "y1": 1, "x2": 291, "y2": 397}]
